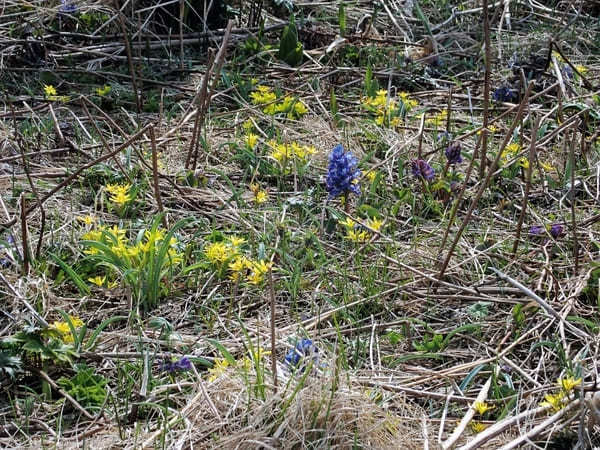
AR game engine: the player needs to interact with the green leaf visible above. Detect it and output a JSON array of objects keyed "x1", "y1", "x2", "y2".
[
  {"x1": 278, "y1": 16, "x2": 303, "y2": 67},
  {"x1": 338, "y1": 3, "x2": 346, "y2": 36},
  {"x1": 49, "y1": 253, "x2": 90, "y2": 296},
  {"x1": 85, "y1": 315, "x2": 128, "y2": 351},
  {"x1": 208, "y1": 339, "x2": 236, "y2": 366}
]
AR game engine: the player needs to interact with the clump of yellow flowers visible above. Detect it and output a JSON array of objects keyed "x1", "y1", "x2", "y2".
[
  {"x1": 106, "y1": 183, "x2": 133, "y2": 208},
  {"x1": 250, "y1": 183, "x2": 268, "y2": 204},
  {"x1": 50, "y1": 316, "x2": 84, "y2": 343},
  {"x1": 204, "y1": 235, "x2": 273, "y2": 285},
  {"x1": 540, "y1": 376, "x2": 582, "y2": 413},
  {"x1": 469, "y1": 401, "x2": 495, "y2": 434},
  {"x1": 268, "y1": 140, "x2": 316, "y2": 170},
  {"x1": 250, "y1": 85, "x2": 308, "y2": 119},
  {"x1": 362, "y1": 89, "x2": 418, "y2": 128},
  {"x1": 43, "y1": 84, "x2": 69, "y2": 103},
  {"x1": 207, "y1": 346, "x2": 271, "y2": 382},
  {"x1": 81, "y1": 223, "x2": 183, "y2": 290},
  {"x1": 339, "y1": 216, "x2": 384, "y2": 243}
]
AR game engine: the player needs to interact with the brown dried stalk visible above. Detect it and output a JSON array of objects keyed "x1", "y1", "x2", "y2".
[
  {"x1": 512, "y1": 115, "x2": 539, "y2": 255},
  {"x1": 437, "y1": 81, "x2": 533, "y2": 281}
]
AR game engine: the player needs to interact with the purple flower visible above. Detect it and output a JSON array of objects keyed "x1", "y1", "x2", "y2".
[
  {"x1": 550, "y1": 224, "x2": 564, "y2": 238},
  {"x1": 160, "y1": 356, "x2": 192, "y2": 373},
  {"x1": 492, "y1": 86, "x2": 518, "y2": 103},
  {"x1": 445, "y1": 142, "x2": 462, "y2": 164},
  {"x1": 411, "y1": 159, "x2": 435, "y2": 181},
  {"x1": 284, "y1": 339, "x2": 319, "y2": 371},
  {"x1": 326, "y1": 144, "x2": 361, "y2": 198},
  {"x1": 60, "y1": 0, "x2": 77, "y2": 13},
  {"x1": 529, "y1": 225, "x2": 543, "y2": 236}
]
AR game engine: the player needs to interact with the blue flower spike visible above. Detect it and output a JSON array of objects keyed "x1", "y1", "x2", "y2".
[
  {"x1": 326, "y1": 144, "x2": 361, "y2": 199},
  {"x1": 160, "y1": 356, "x2": 192, "y2": 373},
  {"x1": 284, "y1": 339, "x2": 319, "y2": 373},
  {"x1": 411, "y1": 159, "x2": 435, "y2": 182},
  {"x1": 445, "y1": 142, "x2": 462, "y2": 165}
]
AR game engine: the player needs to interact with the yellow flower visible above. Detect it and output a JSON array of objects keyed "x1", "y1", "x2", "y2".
[
  {"x1": 558, "y1": 376, "x2": 581, "y2": 392},
  {"x1": 247, "y1": 260, "x2": 273, "y2": 285},
  {"x1": 111, "y1": 190, "x2": 131, "y2": 206},
  {"x1": 207, "y1": 358, "x2": 230, "y2": 382},
  {"x1": 144, "y1": 229, "x2": 166, "y2": 244},
  {"x1": 575, "y1": 65, "x2": 588, "y2": 76},
  {"x1": 399, "y1": 92, "x2": 418, "y2": 109},
  {"x1": 50, "y1": 316, "x2": 84, "y2": 343},
  {"x1": 245, "y1": 133, "x2": 259, "y2": 149},
  {"x1": 88, "y1": 275, "x2": 106, "y2": 287},
  {"x1": 82, "y1": 229, "x2": 102, "y2": 241},
  {"x1": 426, "y1": 109, "x2": 448, "y2": 127},
  {"x1": 250, "y1": 85, "x2": 276, "y2": 106},
  {"x1": 106, "y1": 183, "x2": 132, "y2": 207},
  {"x1": 365, "y1": 170, "x2": 378, "y2": 183},
  {"x1": 107, "y1": 225, "x2": 127, "y2": 243},
  {"x1": 228, "y1": 256, "x2": 250, "y2": 280},
  {"x1": 347, "y1": 229, "x2": 369, "y2": 242},
  {"x1": 254, "y1": 190, "x2": 268, "y2": 204},
  {"x1": 540, "y1": 161, "x2": 555, "y2": 172},
  {"x1": 228, "y1": 236, "x2": 246, "y2": 247},
  {"x1": 293, "y1": 100, "x2": 308, "y2": 116},
  {"x1": 250, "y1": 347, "x2": 271, "y2": 361},
  {"x1": 501, "y1": 142, "x2": 521, "y2": 164},
  {"x1": 339, "y1": 217, "x2": 356, "y2": 230},
  {"x1": 205, "y1": 242, "x2": 231, "y2": 264},
  {"x1": 469, "y1": 421, "x2": 488, "y2": 433},
  {"x1": 242, "y1": 119, "x2": 254, "y2": 131},
  {"x1": 367, "y1": 217, "x2": 383, "y2": 232},
  {"x1": 518, "y1": 157, "x2": 530, "y2": 169},
  {"x1": 77, "y1": 215, "x2": 96, "y2": 226},
  {"x1": 96, "y1": 85, "x2": 111, "y2": 96},
  {"x1": 540, "y1": 392, "x2": 566, "y2": 412},
  {"x1": 44, "y1": 84, "x2": 57, "y2": 97},
  {"x1": 478, "y1": 125, "x2": 498, "y2": 136},
  {"x1": 473, "y1": 401, "x2": 495, "y2": 415}
]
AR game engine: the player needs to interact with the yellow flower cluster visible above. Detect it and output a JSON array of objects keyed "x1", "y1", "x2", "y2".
[
  {"x1": 83, "y1": 224, "x2": 182, "y2": 277},
  {"x1": 205, "y1": 236, "x2": 274, "y2": 285},
  {"x1": 106, "y1": 183, "x2": 132, "y2": 207},
  {"x1": 268, "y1": 140, "x2": 316, "y2": 166},
  {"x1": 339, "y1": 216, "x2": 383, "y2": 242},
  {"x1": 208, "y1": 347, "x2": 271, "y2": 382},
  {"x1": 362, "y1": 89, "x2": 417, "y2": 128},
  {"x1": 250, "y1": 85, "x2": 308, "y2": 119},
  {"x1": 540, "y1": 376, "x2": 582, "y2": 412},
  {"x1": 43, "y1": 84, "x2": 69, "y2": 103},
  {"x1": 250, "y1": 183, "x2": 268, "y2": 204},
  {"x1": 50, "y1": 316, "x2": 84, "y2": 343},
  {"x1": 426, "y1": 109, "x2": 448, "y2": 128},
  {"x1": 245, "y1": 133, "x2": 259, "y2": 149},
  {"x1": 96, "y1": 85, "x2": 111, "y2": 96}
]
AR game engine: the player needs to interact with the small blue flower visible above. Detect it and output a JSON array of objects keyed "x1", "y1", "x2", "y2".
[
  {"x1": 445, "y1": 142, "x2": 462, "y2": 164},
  {"x1": 550, "y1": 223, "x2": 564, "y2": 238},
  {"x1": 284, "y1": 339, "x2": 319, "y2": 371},
  {"x1": 437, "y1": 131, "x2": 453, "y2": 143},
  {"x1": 411, "y1": 159, "x2": 435, "y2": 181},
  {"x1": 562, "y1": 64, "x2": 574, "y2": 80},
  {"x1": 326, "y1": 144, "x2": 361, "y2": 198},
  {"x1": 160, "y1": 356, "x2": 192, "y2": 373},
  {"x1": 60, "y1": 0, "x2": 77, "y2": 13},
  {"x1": 492, "y1": 86, "x2": 518, "y2": 103}
]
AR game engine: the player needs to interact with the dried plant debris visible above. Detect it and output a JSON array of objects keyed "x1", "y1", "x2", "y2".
[{"x1": 0, "y1": 0, "x2": 600, "y2": 448}]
